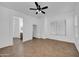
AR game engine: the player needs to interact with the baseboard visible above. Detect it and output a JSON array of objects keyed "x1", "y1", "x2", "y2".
[
  {"x1": 0, "y1": 42, "x2": 13, "y2": 49},
  {"x1": 75, "y1": 43, "x2": 79, "y2": 52},
  {"x1": 31, "y1": 37, "x2": 74, "y2": 44},
  {"x1": 50, "y1": 38, "x2": 74, "y2": 44}
]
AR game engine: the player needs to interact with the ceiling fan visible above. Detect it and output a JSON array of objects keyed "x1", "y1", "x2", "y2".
[{"x1": 29, "y1": 2, "x2": 48, "y2": 14}]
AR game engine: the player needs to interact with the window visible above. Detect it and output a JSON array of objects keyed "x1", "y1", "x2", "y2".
[{"x1": 51, "y1": 20, "x2": 66, "y2": 36}]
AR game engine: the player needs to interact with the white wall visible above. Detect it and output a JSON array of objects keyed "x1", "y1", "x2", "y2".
[
  {"x1": 0, "y1": 6, "x2": 11, "y2": 48},
  {"x1": 39, "y1": 11, "x2": 75, "y2": 43},
  {"x1": 0, "y1": 5, "x2": 40, "y2": 48},
  {"x1": 23, "y1": 14, "x2": 40, "y2": 41},
  {"x1": 74, "y1": 3, "x2": 79, "y2": 51},
  {"x1": 74, "y1": 15, "x2": 79, "y2": 51}
]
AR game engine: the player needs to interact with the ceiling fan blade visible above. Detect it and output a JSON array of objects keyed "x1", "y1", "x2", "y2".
[
  {"x1": 41, "y1": 11, "x2": 45, "y2": 14},
  {"x1": 35, "y1": 2, "x2": 39, "y2": 8},
  {"x1": 42, "y1": 6, "x2": 48, "y2": 10},
  {"x1": 36, "y1": 12, "x2": 38, "y2": 14},
  {"x1": 39, "y1": 5, "x2": 41, "y2": 9},
  {"x1": 30, "y1": 8, "x2": 37, "y2": 10}
]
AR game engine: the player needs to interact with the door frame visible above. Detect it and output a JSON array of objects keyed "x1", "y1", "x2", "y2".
[
  {"x1": 13, "y1": 16, "x2": 23, "y2": 40},
  {"x1": 32, "y1": 24, "x2": 38, "y2": 39}
]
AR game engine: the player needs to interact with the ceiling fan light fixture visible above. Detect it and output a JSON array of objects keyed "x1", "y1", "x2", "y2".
[
  {"x1": 39, "y1": 11, "x2": 41, "y2": 13},
  {"x1": 36, "y1": 10, "x2": 39, "y2": 12},
  {"x1": 29, "y1": 2, "x2": 48, "y2": 14},
  {"x1": 36, "y1": 10, "x2": 41, "y2": 13}
]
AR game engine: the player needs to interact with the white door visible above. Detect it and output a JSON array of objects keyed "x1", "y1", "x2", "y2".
[{"x1": 32, "y1": 25, "x2": 37, "y2": 38}]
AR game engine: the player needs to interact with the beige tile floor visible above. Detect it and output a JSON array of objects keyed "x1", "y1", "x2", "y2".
[{"x1": 0, "y1": 38, "x2": 79, "y2": 57}]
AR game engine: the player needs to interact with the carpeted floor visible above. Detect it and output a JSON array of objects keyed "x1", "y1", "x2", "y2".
[{"x1": 0, "y1": 38, "x2": 79, "y2": 57}]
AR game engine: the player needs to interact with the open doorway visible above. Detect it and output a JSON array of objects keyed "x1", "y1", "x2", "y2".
[
  {"x1": 32, "y1": 24, "x2": 38, "y2": 39},
  {"x1": 13, "y1": 16, "x2": 23, "y2": 41},
  {"x1": 13, "y1": 17, "x2": 19, "y2": 38}
]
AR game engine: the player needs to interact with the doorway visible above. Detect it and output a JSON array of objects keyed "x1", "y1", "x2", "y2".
[
  {"x1": 13, "y1": 17, "x2": 19, "y2": 38},
  {"x1": 13, "y1": 16, "x2": 23, "y2": 40},
  {"x1": 32, "y1": 24, "x2": 37, "y2": 39}
]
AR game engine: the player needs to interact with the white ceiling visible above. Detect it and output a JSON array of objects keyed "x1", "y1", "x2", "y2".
[{"x1": 0, "y1": 2, "x2": 75, "y2": 18}]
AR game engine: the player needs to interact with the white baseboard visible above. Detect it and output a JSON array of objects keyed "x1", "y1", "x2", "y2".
[{"x1": 0, "y1": 42, "x2": 13, "y2": 49}]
